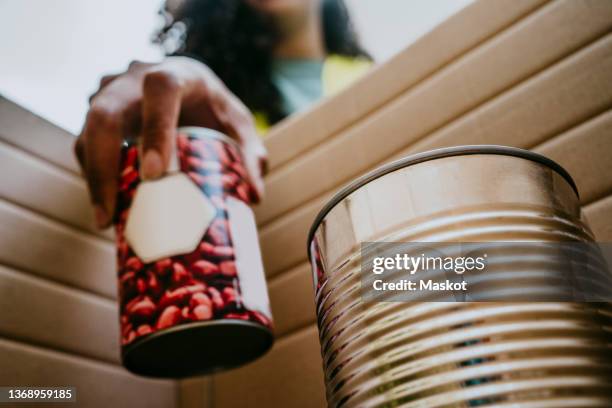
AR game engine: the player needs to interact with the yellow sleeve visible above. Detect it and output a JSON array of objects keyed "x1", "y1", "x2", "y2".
[
  {"x1": 253, "y1": 111, "x2": 270, "y2": 136},
  {"x1": 322, "y1": 55, "x2": 373, "y2": 97},
  {"x1": 254, "y1": 55, "x2": 373, "y2": 137}
]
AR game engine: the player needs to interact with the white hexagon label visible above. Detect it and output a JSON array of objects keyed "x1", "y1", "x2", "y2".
[{"x1": 125, "y1": 173, "x2": 216, "y2": 263}]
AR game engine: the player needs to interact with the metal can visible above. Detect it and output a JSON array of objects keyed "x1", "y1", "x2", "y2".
[
  {"x1": 115, "y1": 127, "x2": 273, "y2": 378},
  {"x1": 307, "y1": 146, "x2": 612, "y2": 407}
]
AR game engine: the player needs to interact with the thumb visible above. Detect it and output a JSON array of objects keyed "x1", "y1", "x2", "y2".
[{"x1": 242, "y1": 136, "x2": 267, "y2": 202}]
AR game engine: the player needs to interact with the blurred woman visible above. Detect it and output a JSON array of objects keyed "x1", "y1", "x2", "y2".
[
  {"x1": 75, "y1": 0, "x2": 372, "y2": 228},
  {"x1": 157, "y1": 0, "x2": 372, "y2": 131}
]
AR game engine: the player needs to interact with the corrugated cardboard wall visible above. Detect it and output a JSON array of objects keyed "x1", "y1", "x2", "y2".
[
  {"x1": 207, "y1": 0, "x2": 612, "y2": 406},
  {"x1": 0, "y1": 97, "x2": 178, "y2": 407}
]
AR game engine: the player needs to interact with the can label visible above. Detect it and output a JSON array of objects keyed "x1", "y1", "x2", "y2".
[
  {"x1": 114, "y1": 128, "x2": 273, "y2": 347},
  {"x1": 227, "y1": 196, "x2": 271, "y2": 317}
]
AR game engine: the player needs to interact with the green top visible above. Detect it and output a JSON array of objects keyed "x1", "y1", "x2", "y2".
[
  {"x1": 254, "y1": 55, "x2": 372, "y2": 134},
  {"x1": 271, "y1": 58, "x2": 324, "y2": 115}
]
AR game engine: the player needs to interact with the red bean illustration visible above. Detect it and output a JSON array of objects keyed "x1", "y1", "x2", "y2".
[
  {"x1": 147, "y1": 271, "x2": 162, "y2": 298},
  {"x1": 124, "y1": 146, "x2": 138, "y2": 167},
  {"x1": 193, "y1": 304, "x2": 213, "y2": 320},
  {"x1": 198, "y1": 242, "x2": 234, "y2": 260},
  {"x1": 172, "y1": 262, "x2": 191, "y2": 285},
  {"x1": 235, "y1": 183, "x2": 250, "y2": 202},
  {"x1": 186, "y1": 156, "x2": 204, "y2": 170},
  {"x1": 158, "y1": 283, "x2": 206, "y2": 309},
  {"x1": 176, "y1": 133, "x2": 190, "y2": 153},
  {"x1": 229, "y1": 161, "x2": 248, "y2": 179},
  {"x1": 221, "y1": 174, "x2": 239, "y2": 190},
  {"x1": 226, "y1": 144, "x2": 242, "y2": 163},
  {"x1": 192, "y1": 260, "x2": 220, "y2": 278},
  {"x1": 136, "y1": 324, "x2": 153, "y2": 336},
  {"x1": 184, "y1": 283, "x2": 207, "y2": 295},
  {"x1": 125, "y1": 257, "x2": 144, "y2": 272},
  {"x1": 123, "y1": 330, "x2": 137, "y2": 345},
  {"x1": 190, "y1": 292, "x2": 212, "y2": 309},
  {"x1": 207, "y1": 287, "x2": 224, "y2": 311},
  {"x1": 158, "y1": 288, "x2": 185, "y2": 310},
  {"x1": 156, "y1": 305, "x2": 181, "y2": 329},
  {"x1": 127, "y1": 296, "x2": 156, "y2": 321},
  {"x1": 117, "y1": 209, "x2": 129, "y2": 226},
  {"x1": 117, "y1": 241, "x2": 129, "y2": 264},
  {"x1": 224, "y1": 312, "x2": 250, "y2": 321},
  {"x1": 219, "y1": 261, "x2": 237, "y2": 278},
  {"x1": 154, "y1": 258, "x2": 172, "y2": 276},
  {"x1": 136, "y1": 278, "x2": 147, "y2": 294},
  {"x1": 181, "y1": 306, "x2": 191, "y2": 320},
  {"x1": 119, "y1": 271, "x2": 136, "y2": 298},
  {"x1": 120, "y1": 168, "x2": 139, "y2": 191},
  {"x1": 122, "y1": 322, "x2": 133, "y2": 338},
  {"x1": 250, "y1": 311, "x2": 271, "y2": 327},
  {"x1": 222, "y1": 287, "x2": 237, "y2": 303}
]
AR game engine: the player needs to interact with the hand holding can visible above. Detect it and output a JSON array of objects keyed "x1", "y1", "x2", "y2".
[{"x1": 73, "y1": 56, "x2": 267, "y2": 229}]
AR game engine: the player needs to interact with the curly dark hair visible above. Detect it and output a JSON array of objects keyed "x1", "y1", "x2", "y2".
[{"x1": 156, "y1": 0, "x2": 370, "y2": 125}]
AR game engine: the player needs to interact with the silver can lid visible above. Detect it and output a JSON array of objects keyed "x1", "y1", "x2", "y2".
[{"x1": 306, "y1": 145, "x2": 579, "y2": 251}]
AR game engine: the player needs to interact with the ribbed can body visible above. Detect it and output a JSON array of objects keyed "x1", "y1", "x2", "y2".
[{"x1": 308, "y1": 147, "x2": 612, "y2": 407}]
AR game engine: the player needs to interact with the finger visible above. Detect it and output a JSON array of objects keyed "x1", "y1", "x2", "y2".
[
  {"x1": 253, "y1": 137, "x2": 268, "y2": 176},
  {"x1": 99, "y1": 74, "x2": 119, "y2": 88},
  {"x1": 88, "y1": 74, "x2": 120, "y2": 104},
  {"x1": 212, "y1": 92, "x2": 267, "y2": 201},
  {"x1": 259, "y1": 152, "x2": 269, "y2": 177},
  {"x1": 81, "y1": 105, "x2": 123, "y2": 228},
  {"x1": 238, "y1": 119, "x2": 267, "y2": 192},
  {"x1": 241, "y1": 137, "x2": 266, "y2": 202},
  {"x1": 128, "y1": 60, "x2": 151, "y2": 71},
  {"x1": 140, "y1": 69, "x2": 182, "y2": 179},
  {"x1": 207, "y1": 90, "x2": 266, "y2": 200},
  {"x1": 73, "y1": 136, "x2": 86, "y2": 173}
]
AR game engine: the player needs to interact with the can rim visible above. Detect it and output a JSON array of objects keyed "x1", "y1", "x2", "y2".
[
  {"x1": 306, "y1": 145, "x2": 579, "y2": 251},
  {"x1": 122, "y1": 318, "x2": 274, "y2": 378},
  {"x1": 177, "y1": 126, "x2": 240, "y2": 148}
]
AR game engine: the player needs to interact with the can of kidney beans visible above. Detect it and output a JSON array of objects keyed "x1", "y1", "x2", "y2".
[{"x1": 114, "y1": 126, "x2": 273, "y2": 378}]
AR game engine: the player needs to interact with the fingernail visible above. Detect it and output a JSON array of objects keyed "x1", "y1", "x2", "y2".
[
  {"x1": 94, "y1": 205, "x2": 109, "y2": 228},
  {"x1": 142, "y1": 150, "x2": 164, "y2": 179}
]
